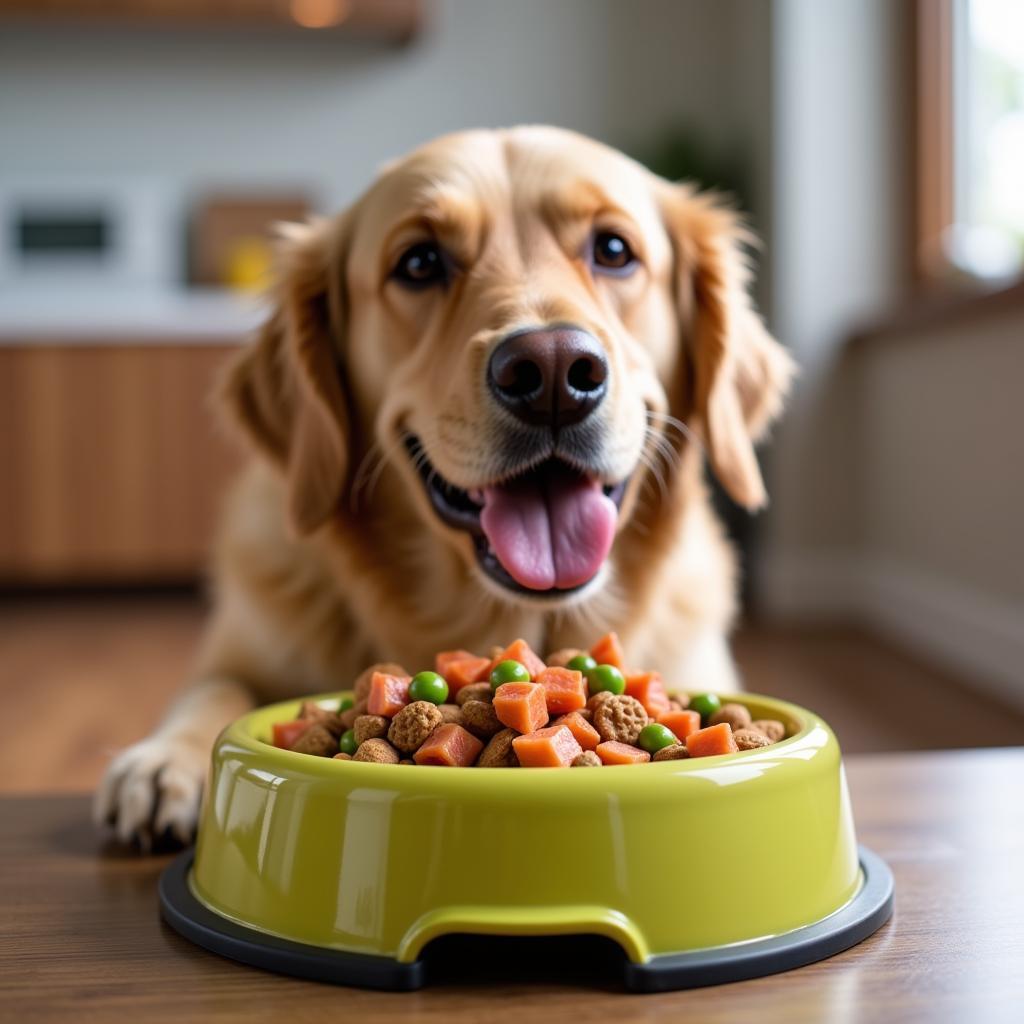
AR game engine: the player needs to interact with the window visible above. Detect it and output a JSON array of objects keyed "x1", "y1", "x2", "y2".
[
  {"x1": 949, "y1": 0, "x2": 1024, "y2": 280},
  {"x1": 914, "y1": 0, "x2": 1024, "y2": 284}
]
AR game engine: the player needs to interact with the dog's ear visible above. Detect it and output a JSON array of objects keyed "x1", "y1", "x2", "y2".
[
  {"x1": 662, "y1": 186, "x2": 795, "y2": 509},
  {"x1": 223, "y1": 217, "x2": 353, "y2": 534}
]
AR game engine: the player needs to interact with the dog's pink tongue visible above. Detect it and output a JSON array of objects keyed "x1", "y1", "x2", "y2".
[{"x1": 479, "y1": 469, "x2": 617, "y2": 591}]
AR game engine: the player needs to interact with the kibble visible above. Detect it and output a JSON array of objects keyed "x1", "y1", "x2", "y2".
[
  {"x1": 387, "y1": 701, "x2": 443, "y2": 753},
  {"x1": 593, "y1": 694, "x2": 649, "y2": 745},
  {"x1": 353, "y1": 714, "x2": 390, "y2": 745},
  {"x1": 353, "y1": 738, "x2": 400, "y2": 763},
  {"x1": 709, "y1": 702, "x2": 752, "y2": 731}
]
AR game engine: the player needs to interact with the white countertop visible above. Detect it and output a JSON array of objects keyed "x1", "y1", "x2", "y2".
[{"x1": 0, "y1": 286, "x2": 266, "y2": 342}]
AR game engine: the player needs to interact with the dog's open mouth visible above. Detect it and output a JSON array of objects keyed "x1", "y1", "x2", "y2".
[{"x1": 405, "y1": 436, "x2": 627, "y2": 596}]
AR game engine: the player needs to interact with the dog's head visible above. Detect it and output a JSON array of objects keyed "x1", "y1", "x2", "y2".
[{"x1": 226, "y1": 126, "x2": 792, "y2": 606}]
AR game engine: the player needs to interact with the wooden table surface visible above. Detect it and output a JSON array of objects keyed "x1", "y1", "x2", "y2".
[{"x1": 3, "y1": 749, "x2": 1023, "y2": 1023}]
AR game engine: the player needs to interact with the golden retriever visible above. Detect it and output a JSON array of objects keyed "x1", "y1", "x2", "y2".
[{"x1": 96, "y1": 125, "x2": 792, "y2": 847}]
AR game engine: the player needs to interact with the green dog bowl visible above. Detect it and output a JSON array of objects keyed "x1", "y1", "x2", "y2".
[{"x1": 160, "y1": 691, "x2": 892, "y2": 991}]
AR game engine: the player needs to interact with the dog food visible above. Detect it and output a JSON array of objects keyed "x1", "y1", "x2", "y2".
[{"x1": 269, "y1": 632, "x2": 790, "y2": 767}]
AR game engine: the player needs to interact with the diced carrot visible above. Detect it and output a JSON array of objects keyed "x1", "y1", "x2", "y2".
[
  {"x1": 272, "y1": 719, "x2": 313, "y2": 750},
  {"x1": 625, "y1": 672, "x2": 672, "y2": 719},
  {"x1": 413, "y1": 724, "x2": 484, "y2": 766},
  {"x1": 686, "y1": 722, "x2": 739, "y2": 758},
  {"x1": 436, "y1": 649, "x2": 479, "y2": 677},
  {"x1": 589, "y1": 631, "x2": 625, "y2": 670},
  {"x1": 492, "y1": 681, "x2": 549, "y2": 734},
  {"x1": 512, "y1": 725, "x2": 583, "y2": 768},
  {"x1": 536, "y1": 666, "x2": 587, "y2": 715},
  {"x1": 658, "y1": 709, "x2": 701, "y2": 742},
  {"x1": 552, "y1": 710, "x2": 601, "y2": 751},
  {"x1": 489, "y1": 638, "x2": 546, "y2": 680},
  {"x1": 443, "y1": 655, "x2": 493, "y2": 694},
  {"x1": 367, "y1": 671, "x2": 411, "y2": 717},
  {"x1": 596, "y1": 740, "x2": 650, "y2": 765}
]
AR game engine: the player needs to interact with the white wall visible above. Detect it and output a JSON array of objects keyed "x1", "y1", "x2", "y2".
[{"x1": 0, "y1": 0, "x2": 766, "y2": 217}]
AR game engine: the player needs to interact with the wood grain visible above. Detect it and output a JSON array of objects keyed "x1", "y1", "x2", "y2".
[
  {"x1": 0, "y1": 344, "x2": 239, "y2": 583},
  {"x1": 1, "y1": 751, "x2": 1022, "y2": 1021}
]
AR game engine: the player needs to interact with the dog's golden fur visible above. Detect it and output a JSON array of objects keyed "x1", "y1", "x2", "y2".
[{"x1": 96, "y1": 126, "x2": 792, "y2": 846}]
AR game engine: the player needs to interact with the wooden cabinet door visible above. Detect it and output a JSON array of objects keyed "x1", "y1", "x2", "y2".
[{"x1": 0, "y1": 343, "x2": 242, "y2": 583}]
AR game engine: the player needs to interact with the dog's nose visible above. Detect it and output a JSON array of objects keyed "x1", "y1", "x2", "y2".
[{"x1": 487, "y1": 327, "x2": 608, "y2": 429}]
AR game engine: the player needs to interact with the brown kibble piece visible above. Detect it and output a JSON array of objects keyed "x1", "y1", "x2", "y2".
[
  {"x1": 339, "y1": 698, "x2": 367, "y2": 731},
  {"x1": 399, "y1": 758, "x2": 415, "y2": 765},
  {"x1": 593, "y1": 694, "x2": 649, "y2": 744},
  {"x1": 476, "y1": 728, "x2": 520, "y2": 768},
  {"x1": 290, "y1": 724, "x2": 338, "y2": 757},
  {"x1": 545, "y1": 648, "x2": 585, "y2": 668},
  {"x1": 353, "y1": 738, "x2": 400, "y2": 763},
  {"x1": 575, "y1": 707, "x2": 593, "y2": 723},
  {"x1": 298, "y1": 701, "x2": 345, "y2": 737},
  {"x1": 709, "y1": 702, "x2": 752, "y2": 731},
  {"x1": 437, "y1": 703, "x2": 464, "y2": 725},
  {"x1": 586, "y1": 690, "x2": 616, "y2": 713},
  {"x1": 456, "y1": 682, "x2": 492, "y2": 706},
  {"x1": 353, "y1": 714, "x2": 390, "y2": 745},
  {"x1": 734, "y1": 728, "x2": 773, "y2": 750},
  {"x1": 667, "y1": 696, "x2": 689, "y2": 712},
  {"x1": 653, "y1": 743, "x2": 690, "y2": 762},
  {"x1": 387, "y1": 701, "x2": 443, "y2": 753},
  {"x1": 751, "y1": 719, "x2": 786, "y2": 742},
  {"x1": 461, "y1": 699, "x2": 504, "y2": 739},
  {"x1": 353, "y1": 662, "x2": 407, "y2": 702},
  {"x1": 571, "y1": 751, "x2": 602, "y2": 767},
  {"x1": 488, "y1": 645, "x2": 504, "y2": 660},
  {"x1": 333, "y1": 752, "x2": 352, "y2": 761}
]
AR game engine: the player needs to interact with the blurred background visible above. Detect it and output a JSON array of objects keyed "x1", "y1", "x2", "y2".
[{"x1": 1, "y1": 0, "x2": 1021, "y2": 792}]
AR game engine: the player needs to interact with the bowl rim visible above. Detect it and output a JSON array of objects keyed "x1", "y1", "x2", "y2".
[{"x1": 218, "y1": 690, "x2": 836, "y2": 790}]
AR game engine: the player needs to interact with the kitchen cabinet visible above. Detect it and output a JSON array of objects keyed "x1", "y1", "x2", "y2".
[{"x1": 0, "y1": 342, "x2": 242, "y2": 584}]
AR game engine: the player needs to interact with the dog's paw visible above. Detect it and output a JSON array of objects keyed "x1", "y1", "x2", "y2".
[{"x1": 93, "y1": 736, "x2": 206, "y2": 851}]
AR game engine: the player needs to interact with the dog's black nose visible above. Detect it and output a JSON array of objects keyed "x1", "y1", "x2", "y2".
[{"x1": 487, "y1": 327, "x2": 608, "y2": 430}]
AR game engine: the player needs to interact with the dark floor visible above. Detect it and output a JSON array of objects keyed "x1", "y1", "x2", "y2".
[{"x1": 1, "y1": 594, "x2": 1021, "y2": 793}]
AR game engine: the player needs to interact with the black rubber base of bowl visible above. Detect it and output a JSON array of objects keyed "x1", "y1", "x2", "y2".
[{"x1": 159, "y1": 846, "x2": 893, "y2": 993}]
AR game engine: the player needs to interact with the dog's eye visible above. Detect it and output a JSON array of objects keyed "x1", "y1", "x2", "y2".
[
  {"x1": 592, "y1": 231, "x2": 637, "y2": 272},
  {"x1": 392, "y1": 241, "x2": 448, "y2": 288}
]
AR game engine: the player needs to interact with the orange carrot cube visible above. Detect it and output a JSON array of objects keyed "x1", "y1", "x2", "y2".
[
  {"x1": 686, "y1": 722, "x2": 739, "y2": 758},
  {"x1": 625, "y1": 672, "x2": 672, "y2": 719},
  {"x1": 272, "y1": 719, "x2": 313, "y2": 750},
  {"x1": 596, "y1": 740, "x2": 650, "y2": 765},
  {"x1": 413, "y1": 723, "x2": 483, "y2": 766},
  {"x1": 536, "y1": 666, "x2": 587, "y2": 715},
  {"x1": 443, "y1": 655, "x2": 493, "y2": 693},
  {"x1": 492, "y1": 681, "x2": 549, "y2": 734},
  {"x1": 552, "y1": 710, "x2": 601, "y2": 751},
  {"x1": 512, "y1": 725, "x2": 583, "y2": 767},
  {"x1": 367, "y1": 671, "x2": 411, "y2": 717},
  {"x1": 589, "y1": 631, "x2": 625, "y2": 670},
  {"x1": 489, "y1": 638, "x2": 546, "y2": 680},
  {"x1": 436, "y1": 649, "x2": 478, "y2": 677},
  {"x1": 658, "y1": 709, "x2": 701, "y2": 742}
]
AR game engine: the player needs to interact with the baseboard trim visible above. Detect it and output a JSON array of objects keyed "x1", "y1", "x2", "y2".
[{"x1": 758, "y1": 550, "x2": 1024, "y2": 713}]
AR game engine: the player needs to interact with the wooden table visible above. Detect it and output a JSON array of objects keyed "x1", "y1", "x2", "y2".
[{"x1": 3, "y1": 749, "x2": 1023, "y2": 1023}]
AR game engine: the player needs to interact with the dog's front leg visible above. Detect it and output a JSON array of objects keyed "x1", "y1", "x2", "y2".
[{"x1": 93, "y1": 677, "x2": 253, "y2": 850}]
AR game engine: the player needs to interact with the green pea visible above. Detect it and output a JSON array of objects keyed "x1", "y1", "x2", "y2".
[
  {"x1": 587, "y1": 663, "x2": 626, "y2": 695},
  {"x1": 638, "y1": 722, "x2": 678, "y2": 753},
  {"x1": 338, "y1": 696, "x2": 354, "y2": 712},
  {"x1": 490, "y1": 659, "x2": 531, "y2": 690},
  {"x1": 689, "y1": 693, "x2": 722, "y2": 722},
  {"x1": 338, "y1": 729, "x2": 358, "y2": 756},
  {"x1": 567, "y1": 654, "x2": 598, "y2": 674},
  {"x1": 409, "y1": 670, "x2": 449, "y2": 705}
]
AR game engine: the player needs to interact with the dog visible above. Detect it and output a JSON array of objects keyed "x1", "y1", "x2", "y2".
[{"x1": 95, "y1": 125, "x2": 793, "y2": 848}]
